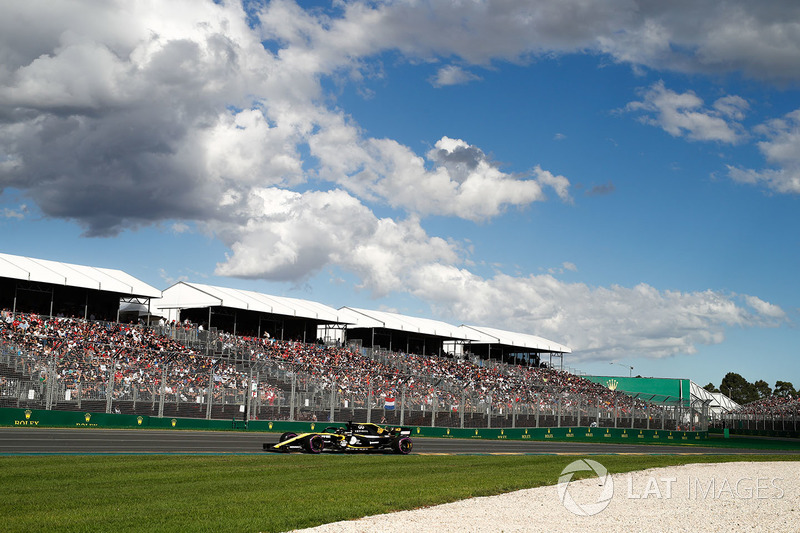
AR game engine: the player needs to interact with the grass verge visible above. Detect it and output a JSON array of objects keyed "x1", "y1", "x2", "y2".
[{"x1": 0, "y1": 454, "x2": 797, "y2": 533}]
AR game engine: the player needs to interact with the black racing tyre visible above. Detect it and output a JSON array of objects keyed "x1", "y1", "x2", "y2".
[
  {"x1": 279, "y1": 432, "x2": 298, "y2": 442},
  {"x1": 303, "y1": 434, "x2": 325, "y2": 454},
  {"x1": 392, "y1": 437, "x2": 412, "y2": 455}
]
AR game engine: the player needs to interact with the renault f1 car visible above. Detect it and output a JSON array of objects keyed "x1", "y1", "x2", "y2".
[{"x1": 264, "y1": 422, "x2": 413, "y2": 454}]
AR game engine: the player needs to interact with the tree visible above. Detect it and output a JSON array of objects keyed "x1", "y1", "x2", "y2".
[
  {"x1": 703, "y1": 382, "x2": 719, "y2": 393},
  {"x1": 753, "y1": 379, "x2": 772, "y2": 399},
  {"x1": 719, "y1": 372, "x2": 758, "y2": 404},
  {"x1": 774, "y1": 381, "x2": 797, "y2": 397}
]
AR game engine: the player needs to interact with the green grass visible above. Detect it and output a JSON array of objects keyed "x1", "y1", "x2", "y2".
[{"x1": 0, "y1": 454, "x2": 798, "y2": 532}]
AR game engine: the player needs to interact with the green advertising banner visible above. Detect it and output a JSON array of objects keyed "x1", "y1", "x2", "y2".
[{"x1": 0, "y1": 407, "x2": 707, "y2": 443}]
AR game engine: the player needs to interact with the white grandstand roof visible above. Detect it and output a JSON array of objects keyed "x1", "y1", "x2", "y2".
[
  {"x1": 458, "y1": 325, "x2": 572, "y2": 354},
  {"x1": 337, "y1": 307, "x2": 475, "y2": 340},
  {"x1": 154, "y1": 282, "x2": 345, "y2": 322},
  {"x1": 689, "y1": 381, "x2": 740, "y2": 414},
  {"x1": 0, "y1": 252, "x2": 160, "y2": 297}
]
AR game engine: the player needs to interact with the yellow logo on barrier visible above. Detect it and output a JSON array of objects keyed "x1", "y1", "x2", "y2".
[
  {"x1": 416, "y1": 427, "x2": 420, "y2": 434},
  {"x1": 606, "y1": 379, "x2": 618, "y2": 391},
  {"x1": 137, "y1": 416, "x2": 143, "y2": 426},
  {"x1": 171, "y1": 419, "x2": 177, "y2": 427},
  {"x1": 475, "y1": 429, "x2": 479, "y2": 435},
  {"x1": 310, "y1": 423, "x2": 315, "y2": 431},
  {"x1": 84, "y1": 413, "x2": 91, "y2": 423},
  {"x1": 525, "y1": 428, "x2": 529, "y2": 434},
  {"x1": 269, "y1": 422, "x2": 273, "y2": 429},
  {"x1": 446, "y1": 428, "x2": 450, "y2": 435},
  {"x1": 24, "y1": 410, "x2": 32, "y2": 420}
]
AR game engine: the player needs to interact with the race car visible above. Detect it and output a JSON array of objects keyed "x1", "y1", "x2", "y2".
[{"x1": 263, "y1": 422, "x2": 413, "y2": 454}]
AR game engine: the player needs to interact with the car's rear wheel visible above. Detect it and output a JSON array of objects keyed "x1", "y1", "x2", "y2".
[
  {"x1": 279, "y1": 432, "x2": 297, "y2": 442},
  {"x1": 392, "y1": 437, "x2": 412, "y2": 455},
  {"x1": 303, "y1": 434, "x2": 325, "y2": 454}
]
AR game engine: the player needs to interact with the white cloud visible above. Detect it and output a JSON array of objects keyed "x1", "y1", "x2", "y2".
[
  {"x1": 626, "y1": 81, "x2": 747, "y2": 143},
  {"x1": 0, "y1": 0, "x2": 789, "y2": 363},
  {"x1": 408, "y1": 266, "x2": 784, "y2": 360},
  {"x1": 309, "y1": 127, "x2": 568, "y2": 220},
  {"x1": 727, "y1": 109, "x2": 800, "y2": 195},
  {"x1": 260, "y1": 0, "x2": 800, "y2": 82},
  {"x1": 429, "y1": 65, "x2": 481, "y2": 87},
  {"x1": 212, "y1": 187, "x2": 460, "y2": 295}
]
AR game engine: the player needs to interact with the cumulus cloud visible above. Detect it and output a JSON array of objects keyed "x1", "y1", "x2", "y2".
[
  {"x1": 0, "y1": 0, "x2": 790, "y2": 361},
  {"x1": 310, "y1": 130, "x2": 567, "y2": 220},
  {"x1": 727, "y1": 109, "x2": 800, "y2": 194},
  {"x1": 260, "y1": 0, "x2": 800, "y2": 82},
  {"x1": 409, "y1": 266, "x2": 785, "y2": 360},
  {"x1": 429, "y1": 65, "x2": 481, "y2": 87},
  {"x1": 625, "y1": 81, "x2": 748, "y2": 143},
  {"x1": 213, "y1": 187, "x2": 460, "y2": 295}
]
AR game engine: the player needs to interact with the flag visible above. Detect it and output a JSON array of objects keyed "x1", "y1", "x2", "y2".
[{"x1": 384, "y1": 396, "x2": 395, "y2": 410}]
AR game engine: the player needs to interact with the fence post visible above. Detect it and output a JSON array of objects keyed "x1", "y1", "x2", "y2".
[
  {"x1": 366, "y1": 382, "x2": 372, "y2": 424},
  {"x1": 512, "y1": 399, "x2": 516, "y2": 429},
  {"x1": 460, "y1": 390, "x2": 465, "y2": 429},
  {"x1": 105, "y1": 365, "x2": 113, "y2": 414},
  {"x1": 576, "y1": 397, "x2": 581, "y2": 427},
  {"x1": 158, "y1": 365, "x2": 165, "y2": 418},
  {"x1": 329, "y1": 381, "x2": 336, "y2": 423},
  {"x1": 430, "y1": 393, "x2": 436, "y2": 427},
  {"x1": 557, "y1": 397, "x2": 561, "y2": 428},
  {"x1": 613, "y1": 395, "x2": 618, "y2": 429},
  {"x1": 246, "y1": 367, "x2": 253, "y2": 422},
  {"x1": 205, "y1": 366, "x2": 213, "y2": 420},
  {"x1": 400, "y1": 386, "x2": 406, "y2": 426},
  {"x1": 289, "y1": 372, "x2": 296, "y2": 422},
  {"x1": 487, "y1": 394, "x2": 492, "y2": 429}
]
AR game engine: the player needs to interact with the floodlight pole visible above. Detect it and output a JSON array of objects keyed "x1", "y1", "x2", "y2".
[{"x1": 609, "y1": 362, "x2": 633, "y2": 377}]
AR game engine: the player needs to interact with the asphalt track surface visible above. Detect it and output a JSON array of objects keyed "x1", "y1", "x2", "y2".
[{"x1": 1, "y1": 427, "x2": 797, "y2": 455}]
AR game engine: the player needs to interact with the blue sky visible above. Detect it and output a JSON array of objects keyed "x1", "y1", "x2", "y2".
[{"x1": 1, "y1": 0, "x2": 798, "y2": 390}]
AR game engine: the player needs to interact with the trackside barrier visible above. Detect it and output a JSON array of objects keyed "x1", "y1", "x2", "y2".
[
  {"x1": 0, "y1": 408, "x2": 707, "y2": 442},
  {"x1": 709, "y1": 427, "x2": 799, "y2": 439}
]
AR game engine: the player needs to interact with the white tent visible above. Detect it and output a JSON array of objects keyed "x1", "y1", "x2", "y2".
[
  {"x1": 154, "y1": 281, "x2": 344, "y2": 323},
  {"x1": 336, "y1": 307, "x2": 476, "y2": 340},
  {"x1": 0, "y1": 252, "x2": 160, "y2": 297},
  {"x1": 458, "y1": 324, "x2": 572, "y2": 354}
]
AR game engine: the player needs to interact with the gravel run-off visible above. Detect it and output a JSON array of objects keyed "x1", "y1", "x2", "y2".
[{"x1": 294, "y1": 461, "x2": 800, "y2": 533}]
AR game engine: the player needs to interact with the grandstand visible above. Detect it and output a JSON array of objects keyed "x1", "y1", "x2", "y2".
[
  {"x1": 0, "y1": 252, "x2": 160, "y2": 321},
  {"x1": 9, "y1": 251, "x2": 784, "y2": 433}
]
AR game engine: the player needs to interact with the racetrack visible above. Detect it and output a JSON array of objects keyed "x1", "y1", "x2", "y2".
[{"x1": 2, "y1": 427, "x2": 797, "y2": 455}]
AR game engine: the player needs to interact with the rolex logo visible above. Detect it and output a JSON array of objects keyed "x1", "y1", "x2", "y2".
[
  {"x1": 171, "y1": 419, "x2": 177, "y2": 427},
  {"x1": 310, "y1": 423, "x2": 315, "y2": 431},
  {"x1": 24, "y1": 410, "x2": 32, "y2": 420},
  {"x1": 84, "y1": 413, "x2": 91, "y2": 422},
  {"x1": 607, "y1": 379, "x2": 618, "y2": 391},
  {"x1": 268, "y1": 422, "x2": 273, "y2": 429},
  {"x1": 137, "y1": 416, "x2": 143, "y2": 426}
]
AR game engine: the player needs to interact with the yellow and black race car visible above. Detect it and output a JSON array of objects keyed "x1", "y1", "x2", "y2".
[{"x1": 263, "y1": 422, "x2": 413, "y2": 454}]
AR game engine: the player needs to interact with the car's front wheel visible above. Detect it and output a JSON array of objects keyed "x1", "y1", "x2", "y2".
[
  {"x1": 391, "y1": 437, "x2": 412, "y2": 455},
  {"x1": 279, "y1": 432, "x2": 297, "y2": 442},
  {"x1": 303, "y1": 434, "x2": 325, "y2": 454}
]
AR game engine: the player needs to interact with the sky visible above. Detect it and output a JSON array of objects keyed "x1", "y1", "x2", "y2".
[{"x1": 0, "y1": 0, "x2": 798, "y2": 390}]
